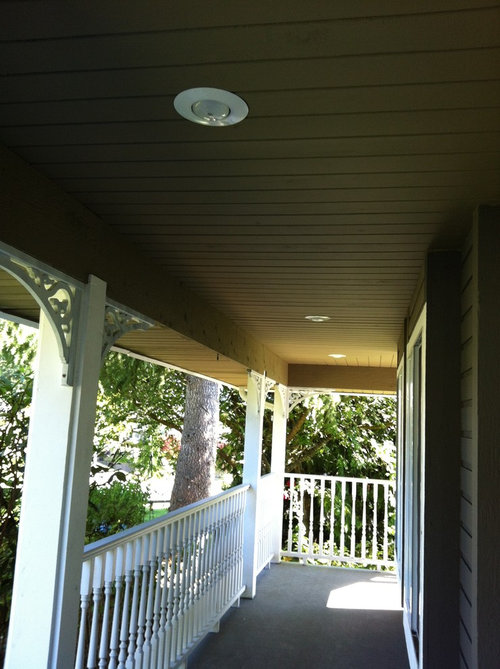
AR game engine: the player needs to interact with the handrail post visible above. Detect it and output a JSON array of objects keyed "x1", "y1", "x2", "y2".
[
  {"x1": 5, "y1": 276, "x2": 106, "y2": 669},
  {"x1": 270, "y1": 384, "x2": 288, "y2": 562},
  {"x1": 242, "y1": 370, "x2": 266, "y2": 598}
]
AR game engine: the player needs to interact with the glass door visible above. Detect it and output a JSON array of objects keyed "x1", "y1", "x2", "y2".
[{"x1": 403, "y1": 311, "x2": 425, "y2": 666}]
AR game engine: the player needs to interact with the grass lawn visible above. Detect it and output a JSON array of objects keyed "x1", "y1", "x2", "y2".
[{"x1": 145, "y1": 506, "x2": 169, "y2": 521}]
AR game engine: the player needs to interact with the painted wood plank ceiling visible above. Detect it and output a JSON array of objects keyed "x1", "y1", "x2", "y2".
[{"x1": 0, "y1": 1, "x2": 499, "y2": 383}]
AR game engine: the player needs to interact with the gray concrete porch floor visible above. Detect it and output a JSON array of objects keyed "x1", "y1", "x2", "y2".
[{"x1": 187, "y1": 562, "x2": 409, "y2": 669}]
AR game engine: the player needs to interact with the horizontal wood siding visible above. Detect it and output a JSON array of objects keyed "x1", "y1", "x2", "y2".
[
  {"x1": 459, "y1": 229, "x2": 475, "y2": 668},
  {"x1": 475, "y1": 208, "x2": 500, "y2": 668}
]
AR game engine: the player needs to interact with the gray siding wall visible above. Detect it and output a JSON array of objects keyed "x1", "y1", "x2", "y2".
[{"x1": 460, "y1": 231, "x2": 475, "y2": 669}]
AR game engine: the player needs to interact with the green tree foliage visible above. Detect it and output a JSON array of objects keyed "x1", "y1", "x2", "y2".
[
  {"x1": 93, "y1": 352, "x2": 186, "y2": 478},
  {"x1": 218, "y1": 387, "x2": 247, "y2": 484},
  {"x1": 285, "y1": 394, "x2": 396, "y2": 478},
  {"x1": 86, "y1": 481, "x2": 148, "y2": 543},
  {"x1": 218, "y1": 392, "x2": 396, "y2": 484},
  {"x1": 0, "y1": 321, "x2": 36, "y2": 653}
]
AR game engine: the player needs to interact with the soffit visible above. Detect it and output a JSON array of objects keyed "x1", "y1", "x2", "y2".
[{"x1": 0, "y1": 1, "x2": 499, "y2": 381}]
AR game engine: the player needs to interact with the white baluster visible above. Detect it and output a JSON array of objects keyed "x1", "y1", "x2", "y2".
[
  {"x1": 170, "y1": 520, "x2": 183, "y2": 666},
  {"x1": 230, "y1": 494, "x2": 239, "y2": 600},
  {"x1": 204, "y1": 504, "x2": 213, "y2": 630},
  {"x1": 127, "y1": 537, "x2": 143, "y2": 665},
  {"x1": 204, "y1": 503, "x2": 215, "y2": 629},
  {"x1": 88, "y1": 555, "x2": 104, "y2": 669},
  {"x1": 134, "y1": 534, "x2": 150, "y2": 668},
  {"x1": 307, "y1": 477, "x2": 315, "y2": 559},
  {"x1": 298, "y1": 477, "x2": 305, "y2": 557},
  {"x1": 108, "y1": 546, "x2": 124, "y2": 669},
  {"x1": 156, "y1": 526, "x2": 171, "y2": 669},
  {"x1": 286, "y1": 476, "x2": 294, "y2": 554},
  {"x1": 226, "y1": 498, "x2": 234, "y2": 608},
  {"x1": 143, "y1": 530, "x2": 158, "y2": 668},
  {"x1": 329, "y1": 479, "x2": 336, "y2": 559},
  {"x1": 361, "y1": 481, "x2": 368, "y2": 560},
  {"x1": 75, "y1": 560, "x2": 92, "y2": 669},
  {"x1": 179, "y1": 514, "x2": 191, "y2": 660},
  {"x1": 188, "y1": 510, "x2": 200, "y2": 642},
  {"x1": 372, "y1": 483, "x2": 379, "y2": 562},
  {"x1": 163, "y1": 523, "x2": 177, "y2": 669},
  {"x1": 222, "y1": 500, "x2": 231, "y2": 608},
  {"x1": 193, "y1": 509, "x2": 203, "y2": 640},
  {"x1": 350, "y1": 480, "x2": 357, "y2": 558},
  {"x1": 190, "y1": 510, "x2": 200, "y2": 646},
  {"x1": 211, "y1": 503, "x2": 221, "y2": 620},
  {"x1": 181, "y1": 512, "x2": 194, "y2": 654},
  {"x1": 383, "y1": 482, "x2": 389, "y2": 563},
  {"x1": 193, "y1": 509, "x2": 205, "y2": 641},
  {"x1": 149, "y1": 527, "x2": 165, "y2": 669},
  {"x1": 203, "y1": 506, "x2": 213, "y2": 633},
  {"x1": 340, "y1": 479, "x2": 346, "y2": 557},
  {"x1": 98, "y1": 550, "x2": 115, "y2": 667},
  {"x1": 118, "y1": 542, "x2": 134, "y2": 669},
  {"x1": 206, "y1": 503, "x2": 214, "y2": 626},
  {"x1": 319, "y1": 478, "x2": 325, "y2": 555}
]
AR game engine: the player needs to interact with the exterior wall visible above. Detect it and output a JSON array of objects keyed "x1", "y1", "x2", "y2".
[
  {"x1": 421, "y1": 251, "x2": 461, "y2": 668},
  {"x1": 399, "y1": 250, "x2": 462, "y2": 668},
  {"x1": 460, "y1": 229, "x2": 475, "y2": 668},
  {"x1": 460, "y1": 207, "x2": 500, "y2": 669}
]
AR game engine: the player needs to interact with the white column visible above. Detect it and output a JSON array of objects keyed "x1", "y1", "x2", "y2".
[
  {"x1": 242, "y1": 371, "x2": 265, "y2": 599},
  {"x1": 270, "y1": 384, "x2": 288, "y2": 562},
  {"x1": 5, "y1": 276, "x2": 106, "y2": 669}
]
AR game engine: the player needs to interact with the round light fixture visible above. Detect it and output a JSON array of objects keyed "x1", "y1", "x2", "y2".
[
  {"x1": 329, "y1": 353, "x2": 346, "y2": 359},
  {"x1": 174, "y1": 87, "x2": 249, "y2": 126},
  {"x1": 305, "y1": 315, "x2": 330, "y2": 323}
]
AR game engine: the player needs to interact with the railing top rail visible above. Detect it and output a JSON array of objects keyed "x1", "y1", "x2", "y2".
[
  {"x1": 284, "y1": 472, "x2": 394, "y2": 486},
  {"x1": 83, "y1": 482, "x2": 250, "y2": 561}
]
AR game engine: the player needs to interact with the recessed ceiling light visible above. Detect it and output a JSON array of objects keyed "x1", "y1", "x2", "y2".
[
  {"x1": 174, "y1": 87, "x2": 249, "y2": 126},
  {"x1": 305, "y1": 315, "x2": 330, "y2": 323},
  {"x1": 329, "y1": 353, "x2": 346, "y2": 359}
]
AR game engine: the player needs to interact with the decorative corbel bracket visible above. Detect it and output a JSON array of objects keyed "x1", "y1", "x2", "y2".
[
  {"x1": 0, "y1": 250, "x2": 82, "y2": 385},
  {"x1": 1, "y1": 246, "x2": 154, "y2": 386},
  {"x1": 288, "y1": 389, "x2": 318, "y2": 414},
  {"x1": 244, "y1": 370, "x2": 277, "y2": 414},
  {"x1": 102, "y1": 302, "x2": 154, "y2": 360}
]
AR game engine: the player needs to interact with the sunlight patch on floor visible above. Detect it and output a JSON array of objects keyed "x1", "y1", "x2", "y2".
[{"x1": 326, "y1": 575, "x2": 402, "y2": 611}]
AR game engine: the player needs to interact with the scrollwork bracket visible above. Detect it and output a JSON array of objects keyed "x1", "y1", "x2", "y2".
[
  {"x1": 102, "y1": 304, "x2": 154, "y2": 360},
  {"x1": 0, "y1": 251, "x2": 81, "y2": 385}
]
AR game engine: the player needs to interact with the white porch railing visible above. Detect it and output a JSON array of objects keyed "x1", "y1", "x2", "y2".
[
  {"x1": 255, "y1": 473, "x2": 276, "y2": 575},
  {"x1": 282, "y1": 474, "x2": 395, "y2": 569},
  {"x1": 76, "y1": 484, "x2": 248, "y2": 669}
]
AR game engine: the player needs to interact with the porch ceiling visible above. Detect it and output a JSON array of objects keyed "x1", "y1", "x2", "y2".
[{"x1": 1, "y1": 2, "x2": 499, "y2": 388}]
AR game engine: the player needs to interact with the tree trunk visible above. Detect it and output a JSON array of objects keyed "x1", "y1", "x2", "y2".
[{"x1": 169, "y1": 375, "x2": 220, "y2": 511}]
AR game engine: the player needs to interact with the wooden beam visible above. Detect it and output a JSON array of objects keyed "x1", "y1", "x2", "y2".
[
  {"x1": 0, "y1": 144, "x2": 287, "y2": 384},
  {"x1": 287, "y1": 364, "x2": 396, "y2": 393}
]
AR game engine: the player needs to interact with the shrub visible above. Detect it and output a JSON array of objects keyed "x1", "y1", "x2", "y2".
[{"x1": 85, "y1": 481, "x2": 148, "y2": 544}]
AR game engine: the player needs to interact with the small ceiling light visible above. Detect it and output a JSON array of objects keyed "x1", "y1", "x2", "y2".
[
  {"x1": 305, "y1": 315, "x2": 330, "y2": 323},
  {"x1": 329, "y1": 353, "x2": 346, "y2": 359},
  {"x1": 174, "y1": 87, "x2": 249, "y2": 126}
]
